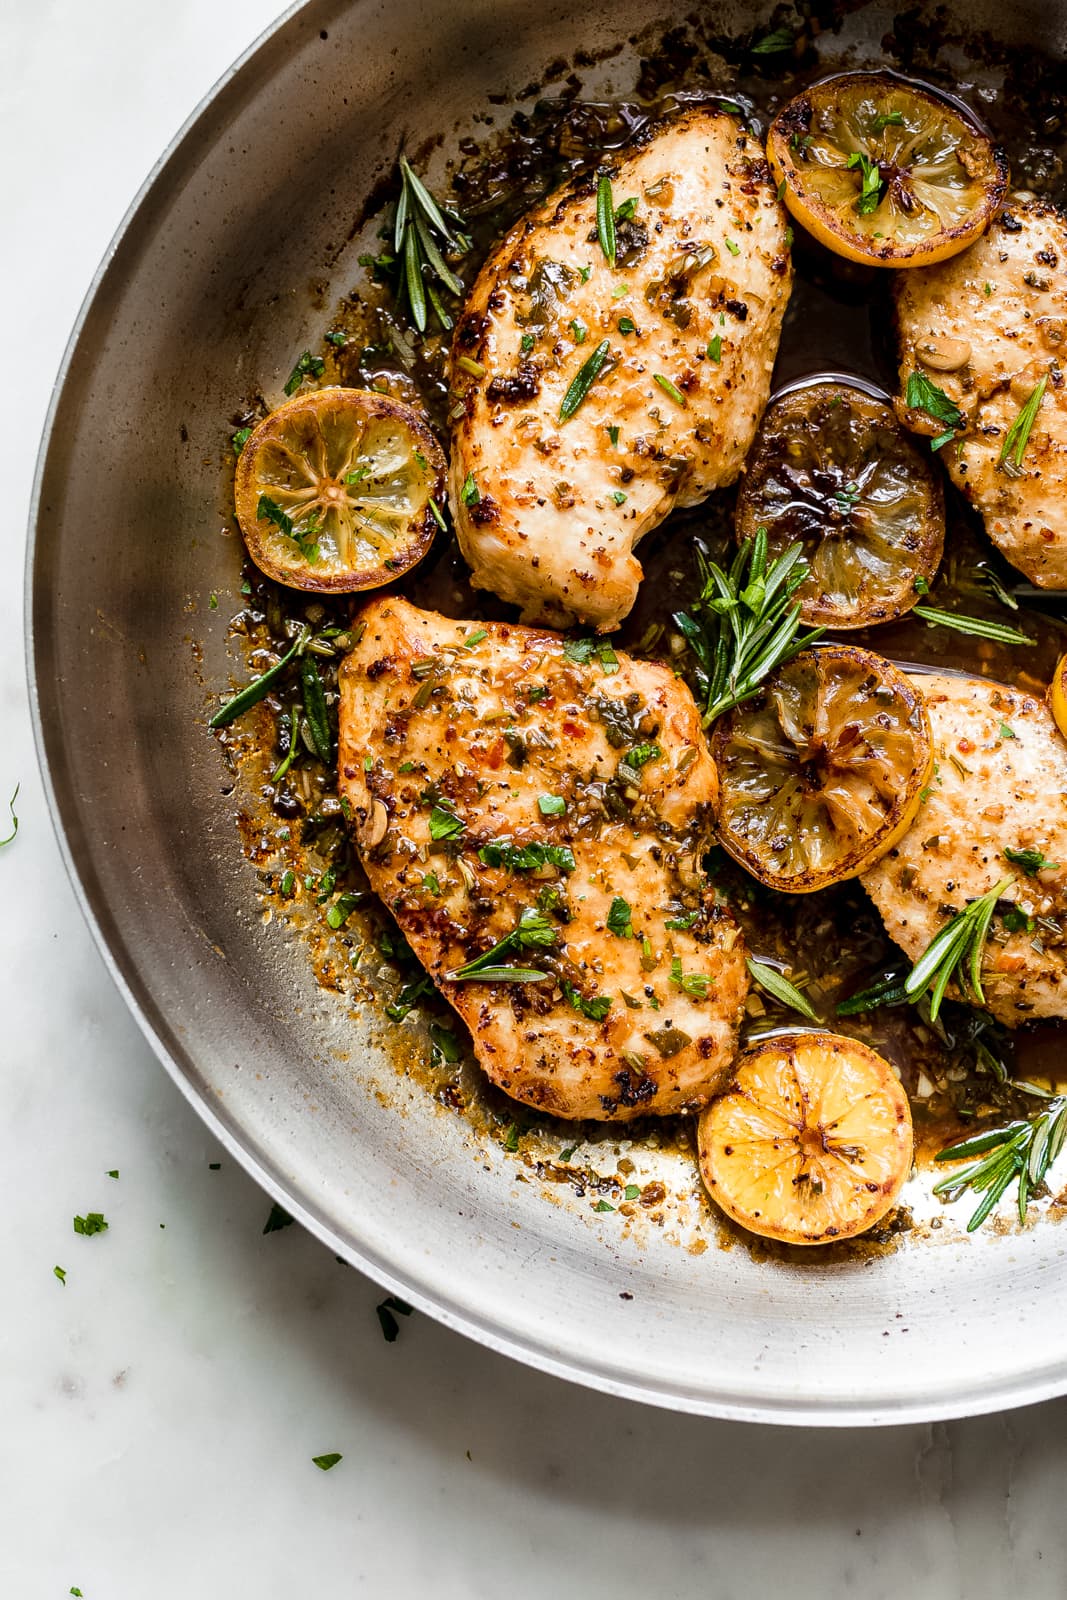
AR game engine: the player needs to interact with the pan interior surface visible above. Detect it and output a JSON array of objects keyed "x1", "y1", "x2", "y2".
[{"x1": 29, "y1": 0, "x2": 1067, "y2": 1423}]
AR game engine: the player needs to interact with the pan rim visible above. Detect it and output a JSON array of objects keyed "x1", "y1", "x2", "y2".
[{"x1": 24, "y1": 0, "x2": 1067, "y2": 1427}]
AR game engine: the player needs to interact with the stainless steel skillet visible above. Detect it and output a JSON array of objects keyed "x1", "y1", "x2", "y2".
[{"x1": 27, "y1": 0, "x2": 1067, "y2": 1425}]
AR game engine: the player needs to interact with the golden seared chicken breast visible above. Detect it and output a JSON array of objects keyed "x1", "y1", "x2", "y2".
[
  {"x1": 861, "y1": 673, "x2": 1067, "y2": 1025},
  {"x1": 895, "y1": 199, "x2": 1067, "y2": 587},
  {"x1": 338, "y1": 596, "x2": 748, "y2": 1119},
  {"x1": 448, "y1": 108, "x2": 793, "y2": 632}
]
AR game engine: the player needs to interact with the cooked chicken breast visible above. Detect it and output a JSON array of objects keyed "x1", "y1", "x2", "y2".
[
  {"x1": 448, "y1": 108, "x2": 793, "y2": 632},
  {"x1": 861, "y1": 673, "x2": 1067, "y2": 1025},
  {"x1": 338, "y1": 596, "x2": 748, "y2": 1119},
  {"x1": 895, "y1": 199, "x2": 1067, "y2": 587}
]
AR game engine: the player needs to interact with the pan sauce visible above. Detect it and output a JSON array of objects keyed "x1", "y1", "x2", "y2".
[{"x1": 214, "y1": 7, "x2": 1067, "y2": 1251}]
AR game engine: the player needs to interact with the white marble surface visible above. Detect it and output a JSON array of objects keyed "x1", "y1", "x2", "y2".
[{"x1": 4, "y1": 2, "x2": 1067, "y2": 1595}]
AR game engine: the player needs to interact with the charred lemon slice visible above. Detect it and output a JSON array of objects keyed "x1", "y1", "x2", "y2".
[
  {"x1": 735, "y1": 381, "x2": 944, "y2": 628},
  {"x1": 698, "y1": 1032, "x2": 913, "y2": 1245},
  {"x1": 1051, "y1": 653, "x2": 1067, "y2": 741},
  {"x1": 767, "y1": 72, "x2": 1007, "y2": 268},
  {"x1": 711, "y1": 645, "x2": 933, "y2": 893},
  {"x1": 234, "y1": 387, "x2": 445, "y2": 592}
]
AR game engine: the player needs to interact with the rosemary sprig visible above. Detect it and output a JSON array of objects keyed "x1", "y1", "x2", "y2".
[
  {"x1": 673, "y1": 529, "x2": 823, "y2": 726},
  {"x1": 446, "y1": 906, "x2": 557, "y2": 983},
  {"x1": 999, "y1": 376, "x2": 1047, "y2": 475},
  {"x1": 903, "y1": 877, "x2": 1013, "y2": 1021},
  {"x1": 934, "y1": 1094, "x2": 1067, "y2": 1231},
  {"x1": 911, "y1": 606, "x2": 1035, "y2": 646},
  {"x1": 388, "y1": 156, "x2": 469, "y2": 334}
]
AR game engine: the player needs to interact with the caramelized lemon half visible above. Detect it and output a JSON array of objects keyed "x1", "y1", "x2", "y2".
[
  {"x1": 698, "y1": 1031, "x2": 913, "y2": 1245},
  {"x1": 234, "y1": 387, "x2": 445, "y2": 592},
  {"x1": 767, "y1": 72, "x2": 1007, "y2": 268},
  {"x1": 711, "y1": 645, "x2": 934, "y2": 893},
  {"x1": 735, "y1": 381, "x2": 944, "y2": 628}
]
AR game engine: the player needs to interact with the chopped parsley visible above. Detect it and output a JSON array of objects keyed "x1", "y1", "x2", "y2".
[
  {"x1": 706, "y1": 335, "x2": 721, "y2": 363},
  {"x1": 1005, "y1": 845, "x2": 1059, "y2": 876},
  {"x1": 326, "y1": 890, "x2": 363, "y2": 929},
  {"x1": 504, "y1": 1123, "x2": 520, "y2": 1152},
  {"x1": 1002, "y1": 907, "x2": 1035, "y2": 934},
  {"x1": 521, "y1": 332, "x2": 535, "y2": 352},
  {"x1": 385, "y1": 974, "x2": 434, "y2": 1022},
  {"x1": 607, "y1": 896, "x2": 634, "y2": 938},
  {"x1": 107, "y1": 1170, "x2": 119, "y2": 1179},
  {"x1": 612, "y1": 490, "x2": 628, "y2": 505},
  {"x1": 313, "y1": 1453, "x2": 343, "y2": 1471},
  {"x1": 54, "y1": 1265, "x2": 67, "y2": 1285},
  {"x1": 422, "y1": 870, "x2": 442, "y2": 895},
  {"x1": 623, "y1": 1184, "x2": 641, "y2": 1201},
  {"x1": 618, "y1": 316, "x2": 636, "y2": 334},
  {"x1": 669, "y1": 957, "x2": 710, "y2": 999},
  {"x1": 73, "y1": 1213, "x2": 108, "y2": 1237},
  {"x1": 562, "y1": 983, "x2": 612, "y2": 1022},
  {"x1": 614, "y1": 196, "x2": 638, "y2": 223},
  {"x1": 999, "y1": 722, "x2": 1016, "y2": 740},
  {"x1": 0, "y1": 784, "x2": 19, "y2": 848},
  {"x1": 751, "y1": 24, "x2": 795, "y2": 53},
  {"x1": 594, "y1": 1199, "x2": 616, "y2": 1213},
  {"x1": 478, "y1": 840, "x2": 575, "y2": 874},
  {"x1": 430, "y1": 1023, "x2": 462, "y2": 1063},
  {"x1": 257, "y1": 495, "x2": 321, "y2": 562},
  {"x1": 905, "y1": 370, "x2": 964, "y2": 448},
  {"x1": 231, "y1": 425, "x2": 253, "y2": 455},
  {"x1": 462, "y1": 628, "x2": 487, "y2": 648},
  {"x1": 664, "y1": 909, "x2": 699, "y2": 931},
  {"x1": 537, "y1": 794, "x2": 566, "y2": 816},
  {"x1": 871, "y1": 110, "x2": 905, "y2": 131},
  {"x1": 461, "y1": 471, "x2": 480, "y2": 506},
  {"x1": 724, "y1": 238, "x2": 741, "y2": 256},
  {"x1": 429, "y1": 804, "x2": 466, "y2": 841},
  {"x1": 570, "y1": 319, "x2": 587, "y2": 344},
  {"x1": 324, "y1": 329, "x2": 348, "y2": 347},
  {"x1": 607, "y1": 424, "x2": 620, "y2": 446},
  {"x1": 847, "y1": 151, "x2": 884, "y2": 214},
  {"x1": 283, "y1": 350, "x2": 325, "y2": 396}
]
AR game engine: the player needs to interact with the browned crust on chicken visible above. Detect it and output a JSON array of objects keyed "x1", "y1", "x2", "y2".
[
  {"x1": 448, "y1": 107, "x2": 792, "y2": 631},
  {"x1": 338, "y1": 596, "x2": 748, "y2": 1118},
  {"x1": 895, "y1": 199, "x2": 1067, "y2": 587},
  {"x1": 862, "y1": 673, "x2": 1067, "y2": 1025}
]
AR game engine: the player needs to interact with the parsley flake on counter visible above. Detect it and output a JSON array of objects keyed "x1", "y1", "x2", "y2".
[
  {"x1": 107, "y1": 1170, "x2": 119, "y2": 1180},
  {"x1": 73, "y1": 1213, "x2": 108, "y2": 1237},
  {"x1": 54, "y1": 1265, "x2": 67, "y2": 1286},
  {"x1": 313, "y1": 1453, "x2": 343, "y2": 1471}
]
